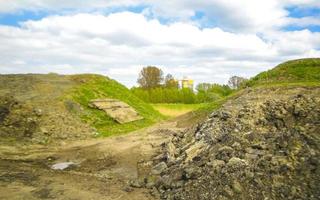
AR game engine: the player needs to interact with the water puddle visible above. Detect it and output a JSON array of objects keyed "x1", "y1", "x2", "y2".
[{"x1": 51, "y1": 162, "x2": 76, "y2": 170}]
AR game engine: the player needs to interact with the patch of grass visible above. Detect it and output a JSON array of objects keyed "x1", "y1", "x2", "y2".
[
  {"x1": 244, "y1": 58, "x2": 320, "y2": 87},
  {"x1": 151, "y1": 103, "x2": 207, "y2": 117},
  {"x1": 66, "y1": 74, "x2": 164, "y2": 137}
]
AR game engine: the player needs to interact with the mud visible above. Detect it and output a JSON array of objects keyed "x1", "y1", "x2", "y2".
[{"x1": 0, "y1": 121, "x2": 186, "y2": 200}]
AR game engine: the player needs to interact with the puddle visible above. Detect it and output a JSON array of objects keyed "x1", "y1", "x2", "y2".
[{"x1": 51, "y1": 162, "x2": 76, "y2": 170}]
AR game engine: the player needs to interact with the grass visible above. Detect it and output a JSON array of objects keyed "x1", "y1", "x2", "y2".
[
  {"x1": 151, "y1": 103, "x2": 207, "y2": 117},
  {"x1": 62, "y1": 58, "x2": 319, "y2": 137},
  {"x1": 244, "y1": 58, "x2": 320, "y2": 87},
  {"x1": 66, "y1": 74, "x2": 164, "y2": 137}
]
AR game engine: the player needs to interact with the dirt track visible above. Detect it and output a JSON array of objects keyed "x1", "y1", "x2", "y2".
[{"x1": 0, "y1": 120, "x2": 185, "y2": 200}]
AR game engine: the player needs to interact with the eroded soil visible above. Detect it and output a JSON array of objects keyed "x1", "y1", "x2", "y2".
[{"x1": 0, "y1": 121, "x2": 185, "y2": 200}]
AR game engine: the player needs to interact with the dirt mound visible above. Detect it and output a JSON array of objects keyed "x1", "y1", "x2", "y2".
[
  {"x1": 0, "y1": 74, "x2": 95, "y2": 144},
  {"x1": 149, "y1": 87, "x2": 320, "y2": 200}
]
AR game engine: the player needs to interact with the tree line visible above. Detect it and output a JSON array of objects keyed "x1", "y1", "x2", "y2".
[{"x1": 131, "y1": 66, "x2": 246, "y2": 104}]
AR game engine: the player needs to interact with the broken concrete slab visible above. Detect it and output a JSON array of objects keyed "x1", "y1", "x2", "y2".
[{"x1": 89, "y1": 98, "x2": 143, "y2": 124}]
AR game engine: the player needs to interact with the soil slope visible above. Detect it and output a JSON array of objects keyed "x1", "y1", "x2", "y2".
[{"x1": 150, "y1": 86, "x2": 320, "y2": 200}]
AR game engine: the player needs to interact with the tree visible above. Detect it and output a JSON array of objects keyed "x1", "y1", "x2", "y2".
[
  {"x1": 195, "y1": 83, "x2": 234, "y2": 103},
  {"x1": 164, "y1": 74, "x2": 178, "y2": 88},
  {"x1": 228, "y1": 76, "x2": 247, "y2": 89},
  {"x1": 137, "y1": 66, "x2": 163, "y2": 89},
  {"x1": 196, "y1": 83, "x2": 212, "y2": 92}
]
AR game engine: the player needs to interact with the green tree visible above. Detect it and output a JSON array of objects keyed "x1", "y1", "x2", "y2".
[
  {"x1": 228, "y1": 76, "x2": 247, "y2": 89},
  {"x1": 164, "y1": 74, "x2": 179, "y2": 88},
  {"x1": 137, "y1": 66, "x2": 163, "y2": 89}
]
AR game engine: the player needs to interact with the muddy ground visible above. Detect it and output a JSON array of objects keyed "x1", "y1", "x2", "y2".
[{"x1": 0, "y1": 120, "x2": 187, "y2": 200}]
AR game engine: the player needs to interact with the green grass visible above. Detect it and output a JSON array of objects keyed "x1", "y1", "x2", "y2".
[
  {"x1": 66, "y1": 74, "x2": 164, "y2": 137},
  {"x1": 151, "y1": 103, "x2": 207, "y2": 117},
  {"x1": 244, "y1": 58, "x2": 320, "y2": 87}
]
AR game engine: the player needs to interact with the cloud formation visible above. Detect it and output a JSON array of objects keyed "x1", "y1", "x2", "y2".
[{"x1": 0, "y1": 1, "x2": 319, "y2": 86}]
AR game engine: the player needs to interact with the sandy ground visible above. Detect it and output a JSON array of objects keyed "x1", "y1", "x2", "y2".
[{"x1": 0, "y1": 120, "x2": 186, "y2": 200}]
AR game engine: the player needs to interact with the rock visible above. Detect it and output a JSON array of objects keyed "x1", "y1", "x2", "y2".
[
  {"x1": 34, "y1": 108, "x2": 43, "y2": 116},
  {"x1": 210, "y1": 159, "x2": 225, "y2": 171},
  {"x1": 183, "y1": 167, "x2": 198, "y2": 180},
  {"x1": 227, "y1": 157, "x2": 248, "y2": 170},
  {"x1": 160, "y1": 175, "x2": 173, "y2": 189},
  {"x1": 232, "y1": 180, "x2": 243, "y2": 194},
  {"x1": 122, "y1": 186, "x2": 133, "y2": 192},
  {"x1": 149, "y1": 87, "x2": 320, "y2": 200},
  {"x1": 151, "y1": 162, "x2": 167, "y2": 175},
  {"x1": 89, "y1": 98, "x2": 143, "y2": 124},
  {"x1": 165, "y1": 141, "x2": 176, "y2": 162},
  {"x1": 40, "y1": 127, "x2": 49, "y2": 135},
  {"x1": 245, "y1": 147, "x2": 265, "y2": 155},
  {"x1": 129, "y1": 180, "x2": 143, "y2": 188},
  {"x1": 221, "y1": 111, "x2": 231, "y2": 120},
  {"x1": 185, "y1": 141, "x2": 206, "y2": 162},
  {"x1": 137, "y1": 160, "x2": 153, "y2": 178},
  {"x1": 223, "y1": 185, "x2": 234, "y2": 197},
  {"x1": 149, "y1": 187, "x2": 160, "y2": 198},
  {"x1": 216, "y1": 146, "x2": 234, "y2": 161}
]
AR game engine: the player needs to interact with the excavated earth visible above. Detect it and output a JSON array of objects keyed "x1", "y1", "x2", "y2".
[
  {"x1": 145, "y1": 86, "x2": 320, "y2": 200},
  {"x1": 0, "y1": 74, "x2": 95, "y2": 144},
  {"x1": 0, "y1": 75, "x2": 319, "y2": 200}
]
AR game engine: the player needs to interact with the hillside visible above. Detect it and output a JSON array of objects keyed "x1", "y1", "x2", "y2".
[
  {"x1": 0, "y1": 73, "x2": 163, "y2": 143},
  {"x1": 244, "y1": 58, "x2": 320, "y2": 87}
]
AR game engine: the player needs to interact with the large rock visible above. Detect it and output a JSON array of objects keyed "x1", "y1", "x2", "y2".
[{"x1": 89, "y1": 98, "x2": 143, "y2": 124}]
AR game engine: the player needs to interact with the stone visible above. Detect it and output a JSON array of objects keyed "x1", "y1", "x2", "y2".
[
  {"x1": 122, "y1": 186, "x2": 133, "y2": 192},
  {"x1": 216, "y1": 146, "x2": 234, "y2": 161},
  {"x1": 151, "y1": 162, "x2": 167, "y2": 175},
  {"x1": 183, "y1": 167, "x2": 197, "y2": 179},
  {"x1": 227, "y1": 157, "x2": 248, "y2": 169},
  {"x1": 185, "y1": 141, "x2": 206, "y2": 162},
  {"x1": 232, "y1": 180, "x2": 243, "y2": 193},
  {"x1": 129, "y1": 180, "x2": 143, "y2": 188},
  {"x1": 165, "y1": 141, "x2": 176, "y2": 162},
  {"x1": 245, "y1": 147, "x2": 265, "y2": 155},
  {"x1": 89, "y1": 98, "x2": 143, "y2": 124},
  {"x1": 221, "y1": 111, "x2": 231, "y2": 120}
]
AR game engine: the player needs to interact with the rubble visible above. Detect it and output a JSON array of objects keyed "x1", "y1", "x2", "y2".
[{"x1": 149, "y1": 87, "x2": 320, "y2": 200}]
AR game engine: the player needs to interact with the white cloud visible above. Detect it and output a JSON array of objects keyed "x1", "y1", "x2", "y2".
[
  {"x1": 0, "y1": 12, "x2": 319, "y2": 87},
  {"x1": 0, "y1": 0, "x2": 319, "y2": 32}
]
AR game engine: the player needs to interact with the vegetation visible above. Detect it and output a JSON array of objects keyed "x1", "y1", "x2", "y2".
[
  {"x1": 228, "y1": 75, "x2": 248, "y2": 89},
  {"x1": 151, "y1": 103, "x2": 207, "y2": 117},
  {"x1": 133, "y1": 66, "x2": 234, "y2": 104},
  {"x1": 137, "y1": 66, "x2": 164, "y2": 89},
  {"x1": 164, "y1": 74, "x2": 179, "y2": 88},
  {"x1": 196, "y1": 83, "x2": 233, "y2": 103},
  {"x1": 68, "y1": 74, "x2": 164, "y2": 137},
  {"x1": 243, "y1": 58, "x2": 320, "y2": 87},
  {"x1": 132, "y1": 83, "x2": 233, "y2": 104},
  {"x1": 55, "y1": 58, "x2": 320, "y2": 131},
  {"x1": 131, "y1": 87, "x2": 195, "y2": 103}
]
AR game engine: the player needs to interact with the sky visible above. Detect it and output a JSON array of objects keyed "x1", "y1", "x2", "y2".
[{"x1": 0, "y1": 0, "x2": 319, "y2": 87}]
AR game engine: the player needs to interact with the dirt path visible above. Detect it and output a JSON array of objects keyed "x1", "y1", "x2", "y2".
[{"x1": 0, "y1": 120, "x2": 186, "y2": 200}]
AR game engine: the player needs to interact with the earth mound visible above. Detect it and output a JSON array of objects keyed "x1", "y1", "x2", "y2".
[
  {"x1": 0, "y1": 73, "x2": 162, "y2": 144},
  {"x1": 150, "y1": 87, "x2": 320, "y2": 200},
  {"x1": 244, "y1": 58, "x2": 320, "y2": 87}
]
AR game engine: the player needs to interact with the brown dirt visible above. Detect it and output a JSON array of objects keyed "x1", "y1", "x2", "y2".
[{"x1": 0, "y1": 120, "x2": 187, "y2": 200}]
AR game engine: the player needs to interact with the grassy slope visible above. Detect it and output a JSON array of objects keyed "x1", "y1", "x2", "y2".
[
  {"x1": 194, "y1": 58, "x2": 320, "y2": 118},
  {"x1": 67, "y1": 74, "x2": 164, "y2": 137},
  {"x1": 244, "y1": 58, "x2": 320, "y2": 87}
]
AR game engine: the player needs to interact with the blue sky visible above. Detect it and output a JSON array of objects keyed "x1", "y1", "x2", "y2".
[{"x1": 0, "y1": 0, "x2": 319, "y2": 87}]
